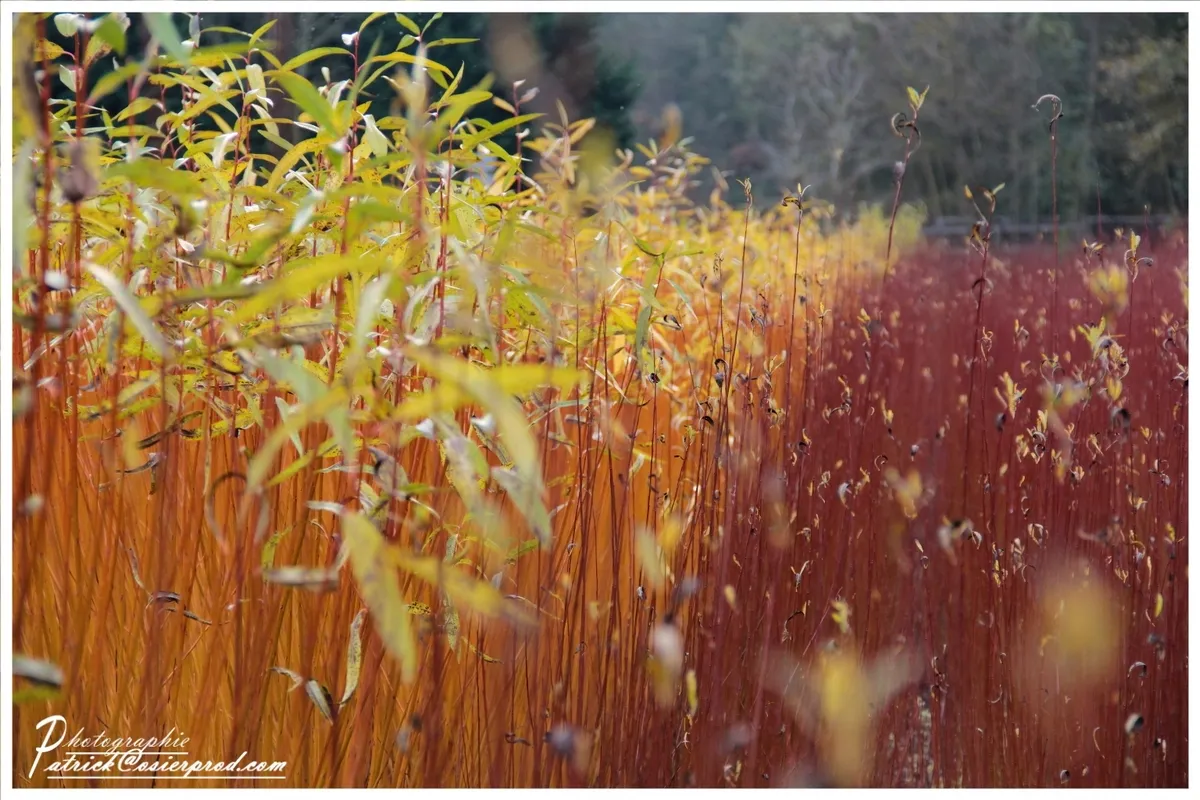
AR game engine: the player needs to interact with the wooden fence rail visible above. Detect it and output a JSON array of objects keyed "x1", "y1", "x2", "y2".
[{"x1": 921, "y1": 214, "x2": 1180, "y2": 242}]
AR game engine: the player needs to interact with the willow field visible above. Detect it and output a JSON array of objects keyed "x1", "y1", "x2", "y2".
[{"x1": 9, "y1": 11, "x2": 1189, "y2": 789}]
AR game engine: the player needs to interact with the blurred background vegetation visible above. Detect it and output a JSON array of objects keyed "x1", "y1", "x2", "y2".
[
  {"x1": 605, "y1": 12, "x2": 1187, "y2": 223},
  {"x1": 46, "y1": 11, "x2": 1186, "y2": 224}
]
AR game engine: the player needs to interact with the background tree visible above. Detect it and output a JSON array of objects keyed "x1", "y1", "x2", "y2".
[
  {"x1": 40, "y1": 11, "x2": 1186, "y2": 223},
  {"x1": 601, "y1": 11, "x2": 1187, "y2": 223}
]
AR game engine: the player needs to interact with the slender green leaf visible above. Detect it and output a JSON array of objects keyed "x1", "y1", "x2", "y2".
[
  {"x1": 426, "y1": 38, "x2": 479, "y2": 48},
  {"x1": 58, "y1": 64, "x2": 75, "y2": 93},
  {"x1": 116, "y1": 96, "x2": 159, "y2": 122},
  {"x1": 104, "y1": 159, "x2": 206, "y2": 196},
  {"x1": 360, "y1": 12, "x2": 387, "y2": 33},
  {"x1": 247, "y1": 385, "x2": 349, "y2": 490},
  {"x1": 395, "y1": 13, "x2": 421, "y2": 36},
  {"x1": 261, "y1": 526, "x2": 291, "y2": 571},
  {"x1": 422, "y1": 12, "x2": 444, "y2": 35},
  {"x1": 367, "y1": 50, "x2": 453, "y2": 77},
  {"x1": 344, "y1": 513, "x2": 418, "y2": 683},
  {"x1": 94, "y1": 14, "x2": 128, "y2": 57},
  {"x1": 87, "y1": 265, "x2": 170, "y2": 360},
  {"x1": 89, "y1": 63, "x2": 146, "y2": 104},
  {"x1": 492, "y1": 466, "x2": 553, "y2": 550},
  {"x1": 145, "y1": 13, "x2": 190, "y2": 65},
  {"x1": 459, "y1": 113, "x2": 542, "y2": 152},
  {"x1": 280, "y1": 47, "x2": 352, "y2": 73},
  {"x1": 269, "y1": 70, "x2": 340, "y2": 137},
  {"x1": 249, "y1": 19, "x2": 277, "y2": 47},
  {"x1": 231, "y1": 254, "x2": 391, "y2": 324}
]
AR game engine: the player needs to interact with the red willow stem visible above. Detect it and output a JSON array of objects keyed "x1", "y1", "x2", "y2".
[
  {"x1": 839, "y1": 104, "x2": 921, "y2": 594},
  {"x1": 960, "y1": 225, "x2": 993, "y2": 512},
  {"x1": 861, "y1": 109, "x2": 919, "y2": 448},
  {"x1": 782, "y1": 199, "x2": 803, "y2": 448},
  {"x1": 880, "y1": 109, "x2": 920, "y2": 309},
  {"x1": 1049, "y1": 115, "x2": 1060, "y2": 356},
  {"x1": 63, "y1": 17, "x2": 91, "y2": 690},
  {"x1": 14, "y1": 12, "x2": 60, "y2": 658}
]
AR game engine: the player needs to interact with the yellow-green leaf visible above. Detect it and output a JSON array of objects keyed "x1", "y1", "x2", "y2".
[
  {"x1": 467, "y1": 641, "x2": 501, "y2": 663},
  {"x1": 260, "y1": 527, "x2": 291, "y2": 571},
  {"x1": 269, "y1": 70, "x2": 340, "y2": 136},
  {"x1": 360, "y1": 12, "x2": 387, "y2": 33},
  {"x1": 280, "y1": 47, "x2": 352, "y2": 73},
  {"x1": 459, "y1": 113, "x2": 541, "y2": 152},
  {"x1": 504, "y1": 538, "x2": 539, "y2": 565},
  {"x1": 401, "y1": 349, "x2": 550, "y2": 507},
  {"x1": 492, "y1": 466, "x2": 553, "y2": 550},
  {"x1": 395, "y1": 13, "x2": 421, "y2": 36},
  {"x1": 367, "y1": 50, "x2": 454, "y2": 77},
  {"x1": 145, "y1": 13, "x2": 190, "y2": 65},
  {"x1": 266, "y1": 135, "x2": 325, "y2": 191},
  {"x1": 87, "y1": 265, "x2": 171, "y2": 360},
  {"x1": 362, "y1": 113, "x2": 389, "y2": 158},
  {"x1": 94, "y1": 14, "x2": 127, "y2": 58},
  {"x1": 89, "y1": 63, "x2": 146, "y2": 104},
  {"x1": 116, "y1": 96, "x2": 160, "y2": 123},
  {"x1": 232, "y1": 254, "x2": 391, "y2": 324},
  {"x1": 104, "y1": 158, "x2": 207, "y2": 197},
  {"x1": 392, "y1": 549, "x2": 504, "y2": 619},
  {"x1": 344, "y1": 512, "x2": 418, "y2": 683},
  {"x1": 247, "y1": 385, "x2": 349, "y2": 490}
]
